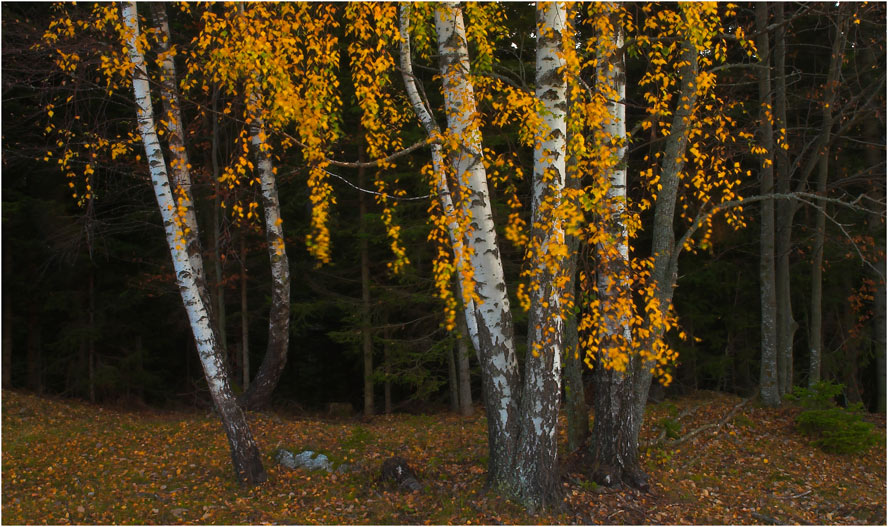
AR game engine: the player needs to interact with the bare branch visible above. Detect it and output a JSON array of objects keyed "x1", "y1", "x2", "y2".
[{"x1": 672, "y1": 191, "x2": 886, "y2": 281}]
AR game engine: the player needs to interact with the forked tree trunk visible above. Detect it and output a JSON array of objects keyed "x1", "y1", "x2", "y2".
[{"x1": 121, "y1": 2, "x2": 265, "y2": 485}]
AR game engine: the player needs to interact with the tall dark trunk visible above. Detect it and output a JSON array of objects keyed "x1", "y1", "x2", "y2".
[
  {"x1": 359, "y1": 157, "x2": 374, "y2": 418},
  {"x1": 863, "y1": 50, "x2": 886, "y2": 411},
  {"x1": 448, "y1": 342, "x2": 460, "y2": 413},
  {"x1": 26, "y1": 305, "x2": 41, "y2": 394},
  {"x1": 240, "y1": 234, "x2": 250, "y2": 390},
  {"x1": 88, "y1": 270, "x2": 96, "y2": 403},
  {"x1": 808, "y1": 6, "x2": 847, "y2": 387},
  {"x1": 456, "y1": 309, "x2": 474, "y2": 417},
  {"x1": 3, "y1": 250, "x2": 12, "y2": 389},
  {"x1": 210, "y1": 87, "x2": 228, "y2": 364},
  {"x1": 383, "y1": 331, "x2": 392, "y2": 415},
  {"x1": 563, "y1": 87, "x2": 587, "y2": 453},
  {"x1": 755, "y1": 3, "x2": 780, "y2": 406},
  {"x1": 773, "y1": 2, "x2": 796, "y2": 396}
]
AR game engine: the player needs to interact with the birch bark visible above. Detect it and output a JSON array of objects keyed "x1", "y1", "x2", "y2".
[
  {"x1": 587, "y1": 2, "x2": 647, "y2": 489},
  {"x1": 121, "y1": 2, "x2": 265, "y2": 485},
  {"x1": 512, "y1": 1, "x2": 568, "y2": 507},
  {"x1": 432, "y1": 2, "x2": 521, "y2": 488},
  {"x1": 238, "y1": 102, "x2": 291, "y2": 409}
]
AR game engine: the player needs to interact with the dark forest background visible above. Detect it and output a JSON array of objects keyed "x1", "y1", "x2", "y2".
[{"x1": 2, "y1": 2, "x2": 884, "y2": 414}]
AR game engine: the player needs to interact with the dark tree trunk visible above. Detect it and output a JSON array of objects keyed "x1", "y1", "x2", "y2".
[
  {"x1": 773, "y1": 2, "x2": 796, "y2": 396},
  {"x1": 3, "y1": 251, "x2": 12, "y2": 389},
  {"x1": 755, "y1": 2, "x2": 780, "y2": 407},
  {"x1": 383, "y1": 332, "x2": 392, "y2": 415},
  {"x1": 240, "y1": 234, "x2": 250, "y2": 390},
  {"x1": 26, "y1": 305, "x2": 41, "y2": 394},
  {"x1": 88, "y1": 270, "x2": 96, "y2": 403},
  {"x1": 808, "y1": 6, "x2": 847, "y2": 387},
  {"x1": 209, "y1": 86, "x2": 228, "y2": 365},
  {"x1": 359, "y1": 157, "x2": 374, "y2": 418},
  {"x1": 456, "y1": 310, "x2": 474, "y2": 417},
  {"x1": 591, "y1": 360, "x2": 647, "y2": 489},
  {"x1": 448, "y1": 341, "x2": 460, "y2": 413}
]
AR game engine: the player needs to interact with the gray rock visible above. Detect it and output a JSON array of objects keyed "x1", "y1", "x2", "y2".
[{"x1": 275, "y1": 448, "x2": 334, "y2": 472}]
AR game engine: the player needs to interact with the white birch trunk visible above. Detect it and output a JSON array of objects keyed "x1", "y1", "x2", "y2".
[
  {"x1": 397, "y1": 5, "x2": 481, "y2": 357},
  {"x1": 433, "y1": 2, "x2": 521, "y2": 487},
  {"x1": 121, "y1": 2, "x2": 265, "y2": 485},
  {"x1": 588, "y1": 2, "x2": 649, "y2": 490},
  {"x1": 149, "y1": 4, "x2": 207, "y2": 289},
  {"x1": 513, "y1": 1, "x2": 567, "y2": 508},
  {"x1": 239, "y1": 100, "x2": 291, "y2": 409}
]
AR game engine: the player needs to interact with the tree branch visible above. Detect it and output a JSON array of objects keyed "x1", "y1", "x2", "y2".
[{"x1": 672, "y1": 191, "x2": 886, "y2": 282}]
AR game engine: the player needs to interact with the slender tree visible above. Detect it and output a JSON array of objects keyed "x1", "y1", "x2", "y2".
[{"x1": 120, "y1": 2, "x2": 265, "y2": 485}]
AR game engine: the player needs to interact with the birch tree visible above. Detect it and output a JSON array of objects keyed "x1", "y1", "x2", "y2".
[
  {"x1": 120, "y1": 2, "x2": 265, "y2": 485},
  {"x1": 400, "y1": 1, "x2": 570, "y2": 507}
]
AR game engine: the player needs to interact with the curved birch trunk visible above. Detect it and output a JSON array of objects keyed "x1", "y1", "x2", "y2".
[
  {"x1": 121, "y1": 2, "x2": 266, "y2": 485},
  {"x1": 238, "y1": 103, "x2": 291, "y2": 410},
  {"x1": 149, "y1": 4, "x2": 211, "y2": 298},
  {"x1": 511, "y1": 1, "x2": 567, "y2": 508},
  {"x1": 397, "y1": 5, "x2": 481, "y2": 357}
]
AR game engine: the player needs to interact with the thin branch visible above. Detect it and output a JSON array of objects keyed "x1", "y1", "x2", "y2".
[
  {"x1": 673, "y1": 191, "x2": 886, "y2": 281},
  {"x1": 320, "y1": 168, "x2": 430, "y2": 201},
  {"x1": 667, "y1": 397, "x2": 751, "y2": 447}
]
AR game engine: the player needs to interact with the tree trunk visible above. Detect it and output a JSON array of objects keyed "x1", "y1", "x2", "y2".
[
  {"x1": 88, "y1": 269, "x2": 96, "y2": 403},
  {"x1": 863, "y1": 47, "x2": 886, "y2": 412},
  {"x1": 563, "y1": 66, "x2": 587, "y2": 454},
  {"x1": 808, "y1": 7, "x2": 847, "y2": 387},
  {"x1": 430, "y1": 2, "x2": 521, "y2": 490},
  {"x1": 383, "y1": 331, "x2": 392, "y2": 415},
  {"x1": 359, "y1": 158, "x2": 374, "y2": 418},
  {"x1": 240, "y1": 234, "x2": 250, "y2": 391},
  {"x1": 448, "y1": 341, "x2": 460, "y2": 413},
  {"x1": 209, "y1": 87, "x2": 228, "y2": 363},
  {"x1": 122, "y1": 2, "x2": 265, "y2": 485},
  {"x1": 587, "y1": 3, "x2": 648, "y2": 489},
  {"x1": 150, "y1": 3, "x2": 213, "y2": 308},
  {"x1": 456, "y1": 308, "x2": 474, "y2": 417},
  {"x1": 26, "y1": 305, "x2": 41, "y2": 394},
  {"x1": 3, "y1": 249, "x2": 12, "y2": 389},
  {"x1": 773, "y1": 2, "x2": 796, "y2": 396},
  {"x1": 510, "y1": 3, "x2": 569, "y2": 509},
  {"x1": 238, "y1": 97, "x2": 291, "y2": 410},
  {"x1": 755, "y1": 3, "x2": 781, "y2": 406}
]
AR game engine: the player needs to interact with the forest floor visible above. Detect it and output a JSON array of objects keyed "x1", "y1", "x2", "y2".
[{"x1": 2, "y1": 389, "x2": 885, "y2": 525}]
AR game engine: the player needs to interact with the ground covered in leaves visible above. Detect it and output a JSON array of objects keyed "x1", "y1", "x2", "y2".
[{"x1": 2, "y1": 389, "x2": 885, "y2": 525}]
